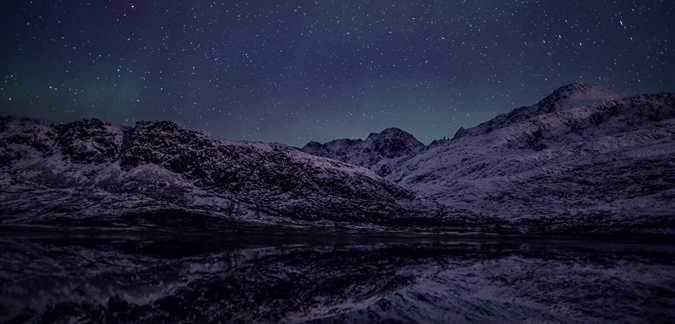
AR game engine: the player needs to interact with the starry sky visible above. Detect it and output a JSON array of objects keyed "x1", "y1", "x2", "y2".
[{"x1": 1, "y1": 1, "x2": 673, "y2": 146}]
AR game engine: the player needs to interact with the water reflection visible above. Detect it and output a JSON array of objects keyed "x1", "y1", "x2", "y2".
[{"x1": 1, "y1": 232, "x2": 673, "y2": 323}]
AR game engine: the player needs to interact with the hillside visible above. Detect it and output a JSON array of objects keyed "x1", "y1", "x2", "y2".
[
  {"x1": 0, "y1": 117, "x2": 439, "y2": 231},
  {"x1": 386, "y1": 83, "x2": 675, "y2": 234}
]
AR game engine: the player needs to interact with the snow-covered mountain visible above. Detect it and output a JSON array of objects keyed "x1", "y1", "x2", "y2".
[
  {"x1": 387, "y1": 83, "x2": 675, "y2": 234},
  {"x1": 0, "y1": 117, "x2": 439, "y2": 230},
  {"x1": 1, "y1": 82, "x2": 673, "y2": 235},
  {"x1": 301, "y1": 128, "x2": 424, "y2": 177},
  {"x1": 452, "y1": 82, "x2": 624, "y2": 139}
]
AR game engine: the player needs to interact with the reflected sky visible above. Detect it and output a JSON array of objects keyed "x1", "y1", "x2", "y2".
[{"x1": 1, "y1": 233, "x2": 674, "y2": 323}]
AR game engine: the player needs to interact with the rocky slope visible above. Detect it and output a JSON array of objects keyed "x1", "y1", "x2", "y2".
[
  {"x1": 301, "y1": 128, "x2": 424, "y2": 177},
  {"x1": 386, "y1": 83, "x2": 675, "y2": 234},
  {"x1": 0, "y1": 117, "x2": 439, "y2": 230}
]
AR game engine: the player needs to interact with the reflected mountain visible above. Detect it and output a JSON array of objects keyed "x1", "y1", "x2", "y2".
[{"x1": 1, "y1": 233, "x2": 673, "y2": 323}]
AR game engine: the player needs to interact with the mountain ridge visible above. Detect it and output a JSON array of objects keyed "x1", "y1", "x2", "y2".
[
  {"x1": 386, "y1": 89, "x2": 675, "y2": 234},
  {"x1": 453, "y1": 82, "x2": 624, "y2": 139},
  {"x1": 0, "y1": 116, "x2": 440, "y2": 231},
  {"x1": 300, "y1": 127, "x2": 424, "y2": 177},
  {"x1": 2, "y1": 83, "x2": 674, "y2": 235}
]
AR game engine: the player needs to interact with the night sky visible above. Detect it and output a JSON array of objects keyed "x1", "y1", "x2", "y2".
[{"x1": 1, "y1": 1, "x2": 673, "y2": 147}]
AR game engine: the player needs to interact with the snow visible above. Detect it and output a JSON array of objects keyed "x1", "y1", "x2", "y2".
[
  {"x1": 385, "y1": 89, "x2": 675, "y2": 232},
  {"x1": 1, "y1": 116, "x2": 435, "y2": 230},
  {"x1": 1, "y1": 84, "x2": 673, "y2": 235},
  {"x1": 300, "y1": 127, "x2": 425, "y2": 177}
]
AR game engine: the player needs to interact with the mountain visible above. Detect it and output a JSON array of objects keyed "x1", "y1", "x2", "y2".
[
  {"x1": 387, "y1": 83, "x2": 675, "y2": 234},
  {"x1": 452, "y1": 82, "x2": 624, "y2": 139},
  {"x1": 2, "y1": 83, "x2": 673, "y2": 236},
  {"x1": 301, "y1": 128, "x2": 424, "y2": 177},
  {"x1": 0, "y1": 117, "x2": 440, "y2": 231}
]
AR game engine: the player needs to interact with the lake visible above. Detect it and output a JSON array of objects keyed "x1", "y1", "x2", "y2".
[{"x1": 1, "y1": 230, "x2": 674, "y2": 323}]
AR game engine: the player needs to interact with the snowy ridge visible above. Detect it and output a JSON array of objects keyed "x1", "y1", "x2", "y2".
[
  {"x1": 454, "y1": 82, "x2": 623, "y2": 139},
  {"x1": 387, "y1": 86, "x2": 675, "y2": 234},
  {"x1": 0, "y1": 117, "x2": 440, "y2": 230},
  {"x1": 301, "y1": 127, "x2": 424, "y2": 176},
  {"x1": 1, "y1": 83, "x2": 673, "y2": 235}
]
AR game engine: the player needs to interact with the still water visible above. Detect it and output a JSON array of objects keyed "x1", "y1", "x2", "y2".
[{"x1": 1, "y1": 231, "x2": 673, "y2": 323}]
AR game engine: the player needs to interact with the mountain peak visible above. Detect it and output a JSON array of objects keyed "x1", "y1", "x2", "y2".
[
  {"x1": 535, "y1": 82, "x2": 623, "y2": 113},
  {"x1": 301, "y1": 128, "x2": 424, "y2": 176},
  {"x1": 452, "y1": 83, "x2": 624, "y2": 140},
  {"x1": 366, "y1": 127, "x2": 418, "y2": 141},
  {"x1": 364, "y1": 128, "x2": 424, "y2": 159}
]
